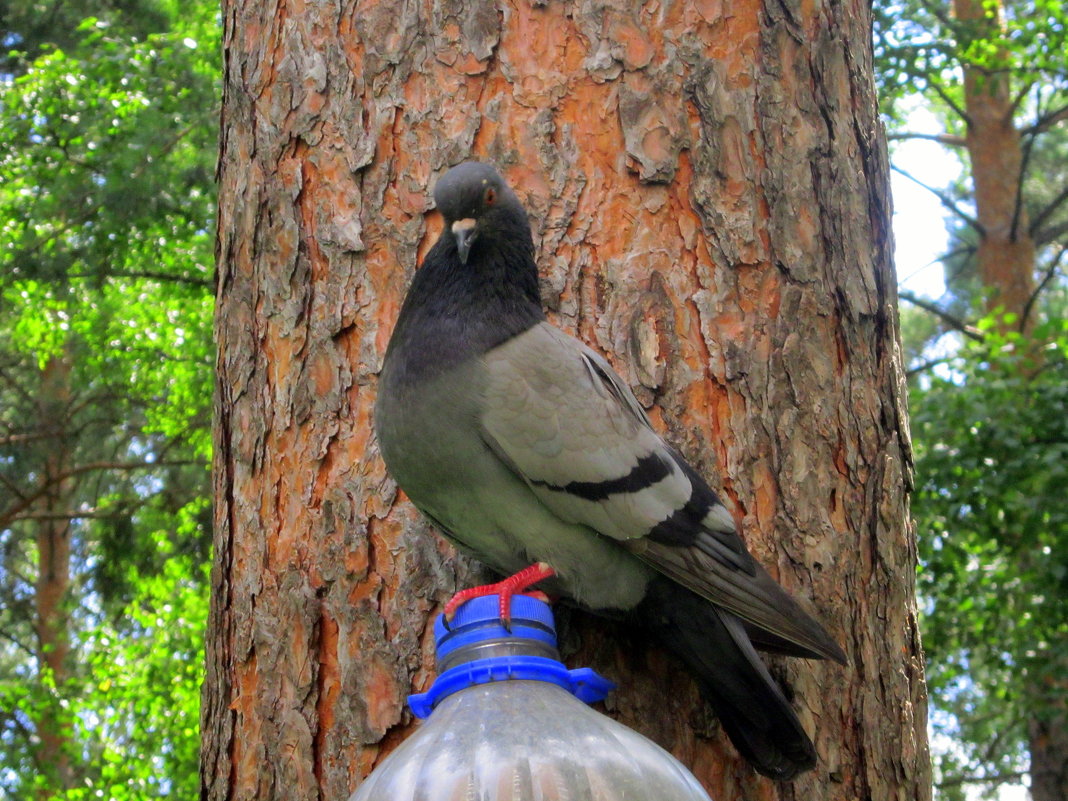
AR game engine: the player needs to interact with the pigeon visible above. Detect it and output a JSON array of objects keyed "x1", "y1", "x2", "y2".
[{"x1": 374, "y1": 161, "x2": 846, "y2": 780}]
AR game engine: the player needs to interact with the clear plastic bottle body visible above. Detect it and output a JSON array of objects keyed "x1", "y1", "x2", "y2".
[
  {"x1": 350, "y1": 678, "x2": 711, "y2": 801},
  {"x1": 349, "y1": 596, "x2": 712, "y2": 801}
]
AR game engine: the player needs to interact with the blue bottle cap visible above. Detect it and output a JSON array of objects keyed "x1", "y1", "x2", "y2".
[
  {"x1": 408, "y1": 594, "x2": 615, "y2": 718},
  {"x1": 433, "y1": 594, "x2": 558, "y2": 663}
]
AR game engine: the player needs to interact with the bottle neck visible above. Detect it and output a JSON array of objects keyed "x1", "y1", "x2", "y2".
[
  {"x1": 438, "y1": 635, "x2": 560, "y2": 673},
  {"x1": 406, "y1": 595, "x2": 614, "y2": 719}
]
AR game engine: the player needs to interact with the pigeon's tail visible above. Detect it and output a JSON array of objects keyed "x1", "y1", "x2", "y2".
[{"x1": 636, "y1": 577, "x2": 817, "y2": 781}]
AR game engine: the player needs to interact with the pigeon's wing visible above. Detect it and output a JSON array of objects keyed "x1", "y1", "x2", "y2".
[
  {"x1": 482, "y1": 323, "x2": 747, "y2": 561},
  {"x1": 481, "y1": 322, "x2": 845, "y2": 663}
]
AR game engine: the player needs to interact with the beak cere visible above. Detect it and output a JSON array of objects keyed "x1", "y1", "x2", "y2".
[{"x1": 451, "y1": 218, "x2": 477, "y2": 264}]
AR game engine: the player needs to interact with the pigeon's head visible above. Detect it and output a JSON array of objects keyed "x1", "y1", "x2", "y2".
[{"x1": 433, "y1": 161, "x2": 527, "y2": 264}]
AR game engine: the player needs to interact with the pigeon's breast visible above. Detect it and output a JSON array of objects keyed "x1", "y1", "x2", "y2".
[
  {"x1": 375, "y1": 356, "x2": 486, "y2": 502},
  {"x1": 374, "y1": 358, "x2": 652, "y2": 611}
]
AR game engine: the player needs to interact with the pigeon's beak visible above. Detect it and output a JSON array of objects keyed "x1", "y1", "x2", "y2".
[{"x1": 451, "y1": 218, "x2": 477, "y2": 264}]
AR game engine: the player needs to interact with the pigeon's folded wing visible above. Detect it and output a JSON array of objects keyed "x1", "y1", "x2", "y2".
[
  {"x1": 480, "y1": 322, "x2": 845, "y2": 663},
  {"x1": 481, "y1": 323, "x2": 734, "y2": 543}
]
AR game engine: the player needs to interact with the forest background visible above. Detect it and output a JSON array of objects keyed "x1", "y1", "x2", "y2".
[{"x1": 0, "y1": 0, "x2": 1064, "y2": 799}]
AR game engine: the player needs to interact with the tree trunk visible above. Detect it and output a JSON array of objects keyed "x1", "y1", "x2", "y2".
[
  {"x1": 1028, "y1": 693, "x2": 1068, "y2": 801},
  {"x1": 204, "y1": 2, "x2": 930, "y2": 800},
  {"x1": 954, "y1": 0, "x2": 1037, "y2": 328},
  {"x1": 34, "y1": 352, "x2": 73, "y2": 797}
]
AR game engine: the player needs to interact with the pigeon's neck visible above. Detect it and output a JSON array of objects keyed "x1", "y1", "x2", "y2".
[{"x1": 384, "y1": 234, "x2": 546, "y2": 384}]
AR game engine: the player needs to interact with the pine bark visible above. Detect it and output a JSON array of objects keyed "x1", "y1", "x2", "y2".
[
  {"x1": 34, "y1": 353, "x2": 73, "y2": 797},
  {"x1": 954, "y1": 0, "x2": 1037, "y2": 328},
  {"x1": 204, "y1": 2, "x2": 930, "y2": 800},
  {"x1": 1029, "y1": 692, "x2": 1068, "y2": 801}
]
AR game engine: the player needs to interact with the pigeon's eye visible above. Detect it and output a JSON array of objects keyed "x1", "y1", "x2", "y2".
[{"x1": 484, "y1": 187, "x2": 497, "y2": 206}]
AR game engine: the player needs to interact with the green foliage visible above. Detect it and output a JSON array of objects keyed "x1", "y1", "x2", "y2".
[
  {"x1": 874, "y1": 0, "x2": 1068, "y2": 123},
  {"x1": 0, "y1": 518, "x2": 209, "y2": 800},
  {"x1": 912, "y1": 314, "x2": 1068, "y2": 796},
  {"x1": 1, "y1": 1, "x2": 173, "y2": 72},
  {"x1": 0, "y1": 1, "x2": 218, "y2": 797},
  {"x1": 72, "y1": 531, "x2": 209, "y2": 800},
  {"x1": 0, "y1": 20, "x2": 217, "y2": 287}
]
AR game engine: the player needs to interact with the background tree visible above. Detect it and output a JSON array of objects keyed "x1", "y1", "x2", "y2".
[
  {"x1": 875, "y1": 1, "x2": 1068, "y2": 798},
  {"x1": 0, "y1": 2, "x2": 218, "y2": 797},
  {"x1": 876, "y1": 0, "x2": 1068, "y2": 330},
  {"x1": 205, "y1": 1, "x2": 928, "y2": 800}
]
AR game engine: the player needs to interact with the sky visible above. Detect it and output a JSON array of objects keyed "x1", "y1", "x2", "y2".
[{"x1": 890, "y1": 109, "x2": 960, "y2": 299}]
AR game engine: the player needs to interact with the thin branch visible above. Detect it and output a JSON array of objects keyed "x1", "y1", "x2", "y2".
[
  {"x1": 892, "y1": 165, "x2": 985, "y2": 235},
  {"x1": 887, "y1": 131, "x2": 967, "y2": 147},
  {"x1": 1009, "y1": 80, "x2": 1036, "y2": 118},
  {"x1": 1020, "y1": 246, "x2": 1067, "y2": 330},
  {"x1": 0, "y1": 706, "x2": 39, "y2": 746},
  {"x1": 0, "y1": 459, "x2": 205, "y2": 532},
  {"x1": 100, "y1": 269, "x2": 212, "y2": 288},
  {"x1": 979, "y1": 711, "x2": 1021, "y2": 767},
  {"x1": 64, "y1": 394, "x2": 118, "y2": 422},
  {"x1": 0, "y1": 430, "x2": 63, "y2": 447},
  {"x1": 1021, "y1": 103, "x2": 1068, "y2": 138},
  {"x1": 907, "y1": 357, "x2": 952, "y2": 377},
  {"x1": 13, "y1": 509, "x2": 133, "y2": 522},
  {"x1": 1035, "y1": 220, "x2": 1068, "y2": 247},
  {"x1": 916, "y1": 0, "x2": 955, "y2": 29},
  {"x1": 898, "y1": 290, "x2": 985, "y2": 341},
  {"x1": 1029, "y1": 185, "x2": 1068, "y2": 241},
  {"x1": 937, "y1": 243, "x2": 978, "y2": 267},
  {"x1": 897, "y1": 249, "x2": 974, "y2": 290},
  {"x1": 0, "y1": 367, "x2": 38, "y2": 407},
  {"x1": 15, "y1": 205, "x2": 99, "y2": 262},
  {"x1": 0, "y1": 707, "x2": 45, "y2": 777},
  {"x1": 0, "y1": 472, "x2": 30, "y2": 501},
  {"x1": 55, "y1": 459, "x2": 205, "y2": 483},
  {"x1": 936, "y1": 771, "x2": 1027, "y2": 789},
  {"x1": 0, "y1": 628, "x2": 36, "y2": 661},
  {"x1": 927, "y1": 80, "x2": 972, "y2": 126},
  {"x1": 1010, "y1": 126, "x2": 1035, "y2": 242}
]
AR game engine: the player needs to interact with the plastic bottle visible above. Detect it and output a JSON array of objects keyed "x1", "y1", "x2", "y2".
[{"x1": 350, "y1": 594, "x2": 712, "y2": 801}]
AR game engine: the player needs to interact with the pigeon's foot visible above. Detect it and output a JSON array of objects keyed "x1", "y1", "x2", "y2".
[{"x1": 444, "y1": 562, "x2": 557, "y2": 626}]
